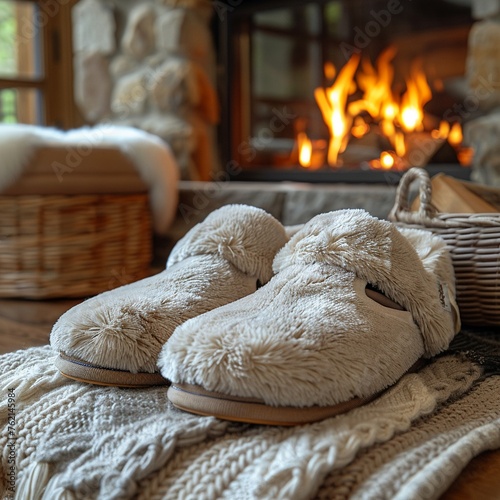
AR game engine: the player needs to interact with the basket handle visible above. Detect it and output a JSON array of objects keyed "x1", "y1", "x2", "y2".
[{"x1": 388, "y1": 167, "x2": 437, "y2": 223}]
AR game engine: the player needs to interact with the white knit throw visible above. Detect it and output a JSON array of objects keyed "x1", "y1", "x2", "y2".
[{"x1": 1, "y1": 344, "x2": 499, "y2": 500}]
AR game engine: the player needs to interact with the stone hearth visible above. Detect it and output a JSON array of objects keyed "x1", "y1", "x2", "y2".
[{"x1": 153, "y1": 180, "x2": 398, "y2": 263}]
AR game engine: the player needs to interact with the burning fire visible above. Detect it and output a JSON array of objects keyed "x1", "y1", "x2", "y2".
[
  {"x1": 399, "y1": 59, "x2": 432, "y2": 133},
  {"x1": 314, "y1": 53, "x2": 360, "y2": 165},
  {"x1": 297, "y1": 132, "x2": 312, "y2": 168},
  {"x1": 448, "y1": 122, "x2": 463, "y2": 147},
  {"x1": 297, "y1": 46, "x2": 465, "y2": 171}
]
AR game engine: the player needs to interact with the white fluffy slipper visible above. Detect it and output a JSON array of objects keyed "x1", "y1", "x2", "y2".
[
  {"x1": 51, "y1": 205, "x2": 288, "y2": 387},
  {"x1": 161, "y1": 209, "x2": 461, "y2": 425}
]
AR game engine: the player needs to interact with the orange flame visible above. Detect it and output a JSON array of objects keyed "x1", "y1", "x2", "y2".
[
  {"x1": 351, "y1": 116, "x2": 370, "y2": 139},
  {"x1": 324, "y1": 61, "x2": 337, "y2": 81},
  {"x1": 399, "y1": 59, "x2": 432, "y2": 133},
  {"x1": 315, "y1": 53, "x2": 360, "y2": 166},
  {"x1": 430, "y1": 120, "x2": 462, "y2": 148},
  {"x1": 370, "y1": 151, "x2": 399, "y2": 170},
  {"x1": 394, "y1": 131, "x2": 406, "y2": 158},
  {"x1": 439, "y1": 120, "x2": 451, "y2": 138},
  {"x1": 448, "y1": 122, "x2": 463, "y2": 147},
  {"x1": 380, "y1": 151, "x2": 395, "y2": 169},
  {"x1": 295, "y1": 46, "x2": 457, "y2": 171},
  {"x1": 349, "y1": 46, "x2": 398, "y2": 120},
  {"x1": 297, "y1": 132, "x2": 312, "y2": 168}
]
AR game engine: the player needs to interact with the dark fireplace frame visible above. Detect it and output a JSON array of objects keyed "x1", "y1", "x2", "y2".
[{"x1": 215, "y1": 0, "x2": 474, "y2": 184}]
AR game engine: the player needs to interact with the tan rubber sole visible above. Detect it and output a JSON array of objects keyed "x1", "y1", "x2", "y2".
[
  {"x1": 168, "y1": 359, "x2": 428, "y2": 426},
  {"x1": 55, "y1": 353, "x2": 170, "y2": 388},
  {"x1": 167, "y1": 383, "x2": 376, "y2": 426}
]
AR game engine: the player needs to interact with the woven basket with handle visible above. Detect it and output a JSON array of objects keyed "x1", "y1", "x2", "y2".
[
  {"x1": 0, "y1": 193, "x2": 152, "y2": 299},
  {"x1": 388, "y1": 167, "x2": 500, "y2": 326}
]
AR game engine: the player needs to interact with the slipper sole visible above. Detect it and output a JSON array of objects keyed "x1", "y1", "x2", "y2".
[
  {"x1": 167, "y1": 383, "x2": 376, "y2": 426},
  {"x1": 55, "y1": 353, "x2": 170, "y2": 388},
  {"x1": 167, "y1": 359, "x2": 429, "y2": 426}
]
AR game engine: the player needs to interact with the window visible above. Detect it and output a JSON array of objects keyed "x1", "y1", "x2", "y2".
[{"x1": 0, "y1": 0, "x2": 76, "y2": 127}]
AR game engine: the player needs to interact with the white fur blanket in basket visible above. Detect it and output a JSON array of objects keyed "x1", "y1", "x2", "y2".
[
  {"x1": 1, "y1": 329, "x2": 500, "y2": 500},
  {"x1": 0, "y1": 124, "x2": 179, "y2": 234}
]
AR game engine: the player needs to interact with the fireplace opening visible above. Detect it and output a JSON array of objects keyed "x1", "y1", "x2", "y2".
[{"x1": 216, "y1": 0, "x2": 475, "y2": 183}]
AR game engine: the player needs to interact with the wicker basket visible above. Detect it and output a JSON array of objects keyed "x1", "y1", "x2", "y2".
[
  {"x1": 0, "y1": 193, "x2": 152, "y2": 299},
  {"x1": 388, "y1": 167, "x2": 500, "y2": 326}
]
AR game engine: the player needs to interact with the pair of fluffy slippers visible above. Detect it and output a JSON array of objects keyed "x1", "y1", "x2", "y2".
[{"x1": 51, "y1": 206, "x2": 460, "y2": 426}]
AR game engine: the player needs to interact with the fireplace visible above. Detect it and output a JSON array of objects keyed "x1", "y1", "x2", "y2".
[{"x1": 216, "y1": 0, "x2": 475, "y2": 183}]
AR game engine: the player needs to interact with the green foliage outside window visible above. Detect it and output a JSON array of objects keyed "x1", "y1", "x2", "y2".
[
  {"x1": 0, "y1": 89, "x2": 16, "y2": 122},
  {"x1": 0, "y1": 1, "x2": 17, "y2": 122},
  {"x1": 0, "y1": 1, "x2": 16, "y2": 74}
]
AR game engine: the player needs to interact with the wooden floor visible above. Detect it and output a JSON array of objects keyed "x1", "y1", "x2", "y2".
[
  {"x1": 0, "y1": 298, "x2": 80, "y2": 354},
  {"x1": 1, "y1": 298, "x2": 499, "y2": 499}
]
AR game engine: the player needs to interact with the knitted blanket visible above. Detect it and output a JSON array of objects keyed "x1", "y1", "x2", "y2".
[{"x1": 1, "y1": 329, "x2": 499, "y2": 500}]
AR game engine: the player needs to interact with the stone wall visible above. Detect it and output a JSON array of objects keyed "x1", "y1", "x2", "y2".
[
  {"x1": 464, "y1": 0, "x2": 500, "y2": 186},
  {"x1": 72, "y1": 0, "x2": 219, "y2": 180}
]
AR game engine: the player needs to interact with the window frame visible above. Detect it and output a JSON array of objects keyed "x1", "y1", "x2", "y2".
[{"x1": 0, "y1": 0, "x2": 77, "y2": 128}]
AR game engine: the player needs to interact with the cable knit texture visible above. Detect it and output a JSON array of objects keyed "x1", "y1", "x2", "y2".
[
  {"x1": 316, "y1": 376, "x2": 500, "y2": 500},
  {"x1": 159, "y1": 209, "x2": 459, "y2": 407},
  {"x1": 50, "y1": 205, "x2": 288, "y2": 374},
  {"x1": 1, "y1": 330, "x2": 499, "y2": 500}
]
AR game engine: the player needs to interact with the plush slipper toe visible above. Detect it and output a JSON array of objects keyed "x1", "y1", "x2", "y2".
[
  {"x1": 160, "y1": 209, "x2": 460, "y2": 425},
  {"x1": 50, "y1": 205, "x2": 288, "y2": 386}
]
